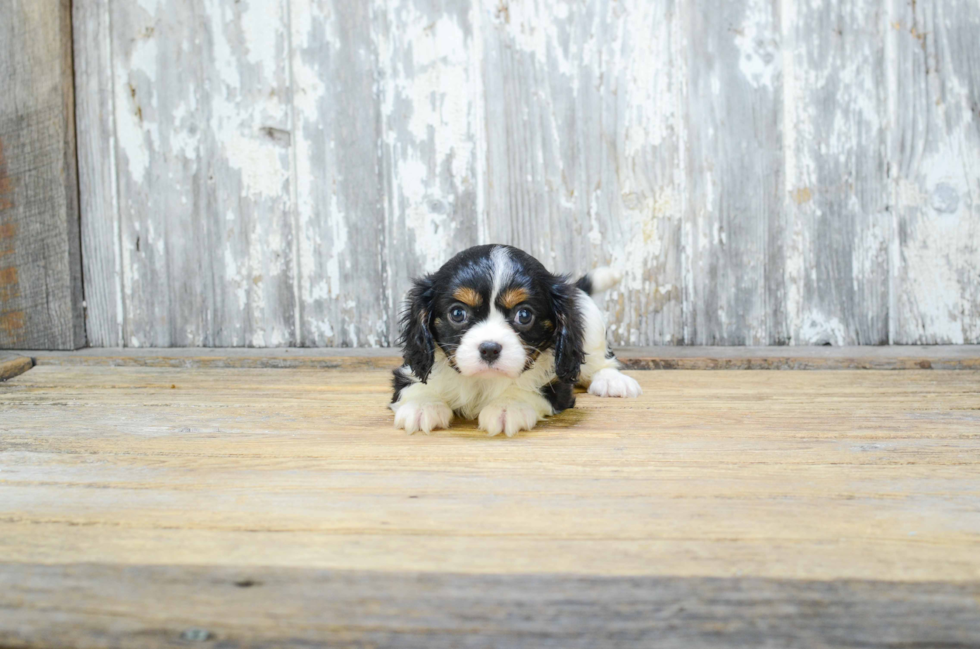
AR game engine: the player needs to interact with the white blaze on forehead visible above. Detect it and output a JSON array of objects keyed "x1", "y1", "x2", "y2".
[
  {"x1": 453, "y1": 246, "x2": 527, "y2": 379},
  {"x1": 489, "y1": 246, "x2": 514, "y2": 307}
]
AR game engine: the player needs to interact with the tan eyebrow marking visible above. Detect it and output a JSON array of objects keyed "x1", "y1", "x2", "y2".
[
  {"x1": 500, "y1": 288, "x2": 529, "y2": 309},
  {"x1": 453, "y1": 287, "x2": 483, "y2": 307}
]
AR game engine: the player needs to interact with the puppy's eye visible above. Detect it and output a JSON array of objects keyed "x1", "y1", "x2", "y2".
[
  {"x1": 449, "y1": 306, "x2": 468, "y2": 324},
  {"x1": 515, "y1": 307, "x2": 534, "y2": 326}
]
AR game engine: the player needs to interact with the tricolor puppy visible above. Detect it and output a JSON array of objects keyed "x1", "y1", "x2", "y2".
[{"x1": 391, "y1": 244, "x2": 641, "y2": 436}]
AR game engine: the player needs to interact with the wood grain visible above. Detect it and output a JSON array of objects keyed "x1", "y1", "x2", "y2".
[
  {"x1": 379, "y1": 0, "x2": 483, "y2": 340},
  {"x1": 1, "y1": 564, "x2": 978, "y2": 649},
  {"x1": 772, "y1": 0, "x2": 890, "y2": 345},
  {"x1": 887, "y1": 0, "x2": 980, "y2": 344},
  {"x1": 1, "y1": 365, "x2": 979, "y2": 581},
  {"x1": 481, "y1": 0, "x2": 687, "y2": 346},
  {"x1": 0, "y1": 0, "x2": 85, "y2": 350},
  {"x1": 0, "y1": 353, "x2": 32, "y2": 381},
  {"x1": 109, "y1": 0, "x2": 297, "y2": 346},
  {"x1": 73, "y1": 0, "x2": 124, "y2": 347},
  {"x1": 685, "y1": 0, "x2": 777, "y2": 345},
  {"x1": 290, "y1": 0, "x2": 390, "y2": 347}
]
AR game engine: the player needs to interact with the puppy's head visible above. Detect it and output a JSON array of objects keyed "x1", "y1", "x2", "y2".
[{"x1": 400, "y1": 245, "x2": 584, "y2": 384}]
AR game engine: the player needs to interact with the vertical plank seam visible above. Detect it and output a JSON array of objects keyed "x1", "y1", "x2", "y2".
[
  {"x1": 885, "y1": 0, "x2": 896, "y2": 345},
  {"x1": 778, "y1": 0, "x2": 795, "y2": 345},
  {"x1": 201, "y1": 7, "x2": 219, "y2": 347},
  {"x1": 377, "y1": 0, "x2": 390, "y2": 345},
  {"x1": 373, "y1": 0, "x2": 393, "y2": 346},
  {"x1": 66, "y1": 0, "x2": 89, "y2": 348},
  {"x1": 681, "y1": 0, "x2": 693, "y2": 345},
  {"x1": 471, "y1": 3, "x2": 488, "y2": 245},
  {"x1": 104, "y1": 0, "x2": 125, "y2": 347},
  {"x1": 285, "y1": 0, "x2": 302, "y2": 346},
  {"x1": 672, "y1": 2, "x2": 688, "y2": 347}
]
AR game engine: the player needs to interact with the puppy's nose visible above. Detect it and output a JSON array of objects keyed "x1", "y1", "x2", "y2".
[{"x1": 479, "y1": 341, "x2": 503, "y2": 364}]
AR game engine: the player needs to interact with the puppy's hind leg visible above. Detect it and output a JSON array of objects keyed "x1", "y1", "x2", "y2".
[
  {"x1": 573, "y1": 286, "x2": 642, "y2": 399},
  {"x1": 587, "y1": 365, "x2": 642, "y2": 398}
]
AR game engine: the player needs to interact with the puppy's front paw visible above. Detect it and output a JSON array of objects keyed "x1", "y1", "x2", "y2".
[
  {"x1": 393, "y1": 401, "x2": 453, "y2": 435},
  {"x1": 478, "y1": 402, "x2": 541, "y2": 437},
  {"x1": 588, "y1": 368, "x2": 642, "y2": 398}
]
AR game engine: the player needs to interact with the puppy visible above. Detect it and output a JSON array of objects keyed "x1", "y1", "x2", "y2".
[{"x1": 390, "y1": 244, "x2": 641, "y2": 436}]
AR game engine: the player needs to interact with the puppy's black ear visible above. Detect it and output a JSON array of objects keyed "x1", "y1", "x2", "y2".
[
  {"x1": 399, "y1": 275, "x2": 437, "y2": 383},
  {"x1": 551, "y1": 278, "x2": 585, "y2": 384}
]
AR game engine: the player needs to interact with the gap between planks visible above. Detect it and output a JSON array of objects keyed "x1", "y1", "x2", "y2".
[{"x1": 15, "y1": 345, "x2": 980, "y2": 370}]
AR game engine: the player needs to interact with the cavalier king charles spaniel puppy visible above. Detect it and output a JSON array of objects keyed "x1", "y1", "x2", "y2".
[{"x1": 390, "y1": 244, "x2": 641, "y2": 436}]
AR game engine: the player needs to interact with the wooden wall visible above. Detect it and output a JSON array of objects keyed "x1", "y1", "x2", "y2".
[
  {"x1": 0, "y1": 0, "x2": 85, "y2": 350},
  {"x1": 71, "y1": 0, "x2": 979, "y2": 348}
]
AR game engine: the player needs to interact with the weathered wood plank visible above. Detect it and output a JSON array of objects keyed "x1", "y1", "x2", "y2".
[
  {"x1": 481, "y1": 0, "x2": 686, "y2": 345},
  {"x1": 1, "y1": 564, "x2": 978, "y2": 649},
  {"x1": 684, "y1": 0, "x2": 779, "y2": 345},
  {"x1": 772, "y1": 0, "x2": 890, "y2": 345},
  {"x1": 378, "y1": 0, "x2": 483, "y2": 340},
  {"x1": 18, "y1": 345, "x2": 980, "y2": 370},
  {"x1": 887, "y1": 0, "x2": 980, "y2": 344},
  {"x1": 0, "y1": 0, "x2": 85, "y2": 350},
  {"x1": 289, "y1": 0, "x2": 388, "y2": 347},
  {"x1": 111, "y1": 0, "x2": 296, "y2": 346},
  {"x1": 74, "y1": 0, "x2": 124, "y2": 348}
]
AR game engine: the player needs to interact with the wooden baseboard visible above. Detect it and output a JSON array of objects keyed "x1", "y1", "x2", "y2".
[
  {"x1": 616, "y1": 345, "x2": 980, "y2": 370},
  {"x1": 16, "y1": 345, "x2": 980, "y2": 370}
]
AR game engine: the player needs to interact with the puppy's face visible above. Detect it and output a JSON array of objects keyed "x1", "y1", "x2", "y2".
[
  {"x1": 401, "y1": 245, "x2": 583, "y2": 383},
  {"x1": 432, "y1": 247, "x2": 554, "y2": 378}
]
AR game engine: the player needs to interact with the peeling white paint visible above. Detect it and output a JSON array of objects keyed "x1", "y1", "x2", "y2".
[
  {"x1": 115, "y1": 35, "x2": 160, "y2": 185},
  {"x1": 325, "y1": 193, "x2": 348, "y2": 299},
  {"x1": 378, "y1": 1, "x2": 480, "y2": 276},
  {"x1": 493, "y1": 0, "x2": 575, "y2": 80},
  {"x1": 734, "y1": 0, "x2": 779, "y2": 89},
  {"x1": 135, "y1": 0, "x2": 160, "y2": 15},
  {"x1": 240, "y1": 0, "x2": 278, "y2": 68},
  {"x1": 887, "y1": 0, "x2": 980, "y2": 344},
  {"x1": 224, "y1": 135, "x2": 288, "y2": 199}
]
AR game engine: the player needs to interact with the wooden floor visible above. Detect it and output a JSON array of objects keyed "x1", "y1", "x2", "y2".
[{"x1": 1, "y1": 355, "x2": 979, "y2": 647}]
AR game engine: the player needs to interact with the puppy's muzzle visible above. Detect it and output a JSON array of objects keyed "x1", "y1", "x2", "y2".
[{"x1": 478, "y1": 341, "x2": 502, "y2": 364}]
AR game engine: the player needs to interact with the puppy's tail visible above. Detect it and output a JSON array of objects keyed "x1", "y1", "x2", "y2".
[{"x1": 574, "y1": 267, "x2": 622, "y2": 297}]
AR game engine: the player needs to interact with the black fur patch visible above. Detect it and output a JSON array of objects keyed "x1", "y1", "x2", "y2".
[
  {"x1": 551, "y1": 280, "x2": 585, "y2": 384},
  {"x1": 605, "y1": 346, "x2": 616, "y2": 360},
  {"x1": 391, "y1": 368, "x2": 416, "y2": 404},
  {"x1": 398, "y1": 276, "x2": 437, "y2": 382},
  {"x1": 575, "y1": 274, "x2": 593, "y2": 296},
  {"x1": 540, "y1": 380, "x2": 576, "y2": 414}
]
